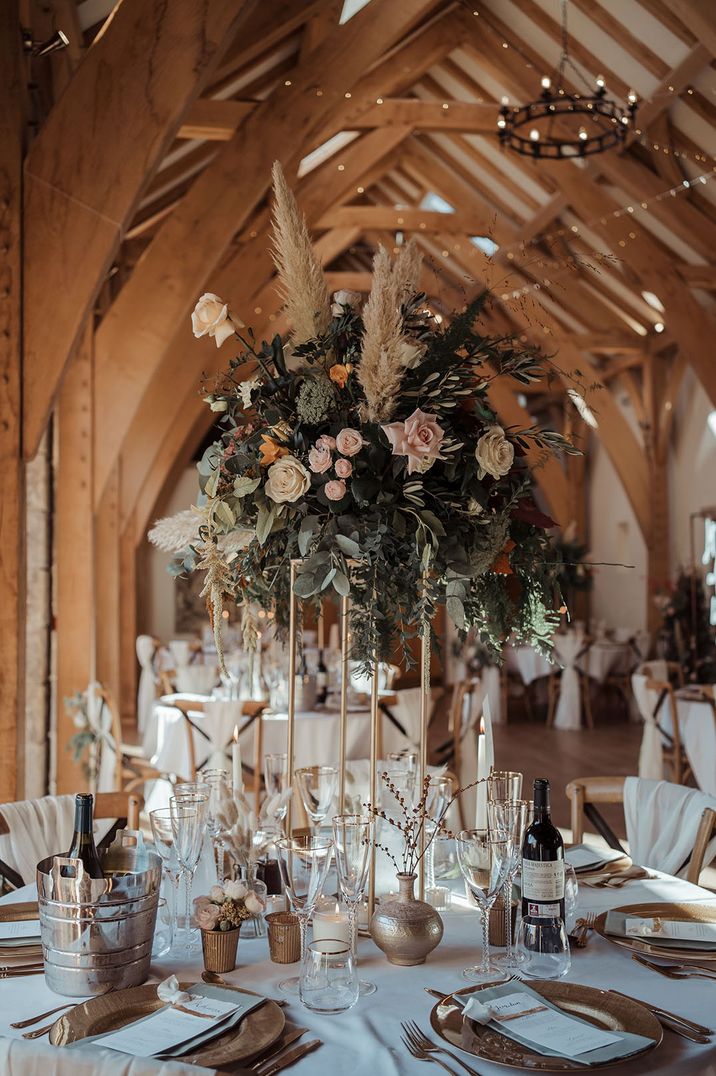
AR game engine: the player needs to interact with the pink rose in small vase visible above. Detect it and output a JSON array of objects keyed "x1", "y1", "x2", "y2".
[
  {"x1": 308, "y1": 443, "x2": 332, "y2": 473},
  {"x1": 196, "y1": 903, "x2": 221, "y2": 931},
  {"x1": 336, "y1": 428, "x2": 365, "y2": 456},
  {"x1": 335, "y1": 458, "x2": 353, "y2": 478},
  {"x1": 382, "y1": 408, "x2": 445, "y2": 475},
  {"x1": 325, "y1": 479, "x2": 347, "y2": 501}
]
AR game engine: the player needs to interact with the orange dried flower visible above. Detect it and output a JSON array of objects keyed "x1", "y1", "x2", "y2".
[
  {"x1": 329, "y1": 363, "x2": 352, "y2": 389},
  {"x1": 259, "y1": 435, "x2": 289, "y2": 467},
  {"x1": 491, "y1": 538, "x2": 516, "y2": 575}
]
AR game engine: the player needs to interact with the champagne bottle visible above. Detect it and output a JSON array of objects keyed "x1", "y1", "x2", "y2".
[
  {"x1": 66, "y1": 793, "x2": 104, "y2": 878},
  {"x1": 520, "y1": 778, "x2": 570, "y2": 977}
]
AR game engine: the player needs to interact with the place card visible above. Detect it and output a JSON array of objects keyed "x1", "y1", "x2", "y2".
[
  {"x1": 0, "y1": 920, "x2": 41, "y2": 942},
  {"x1": 625, "y1": 917, "x2": 716, "y2": 944},
  {"x1": 92, "y1": 991, "x2": 249, "y2": 1058},
  {"x1": 464, "y1": 991, "x2": 621, "y2": 1057}
]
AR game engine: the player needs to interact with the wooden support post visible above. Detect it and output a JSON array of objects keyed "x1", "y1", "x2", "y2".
[
  {"x1": 95, "y1": 464, "x2": 121, "y2": 710},
  {"x1": 119, "y1": 514, "x2": 138, "y2": 728},
  {"x1": 56, "y1": 325, "x2": 95, "y2": 792},
  {"x1": 0, "y1": 1, "x2": 25, "y2": 802},
  {"x1": 643, "y1": 351, "x2": 671, "y2": 634}
]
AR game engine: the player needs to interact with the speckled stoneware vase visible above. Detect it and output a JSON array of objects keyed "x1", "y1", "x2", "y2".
[{"x1": 370, "y1": 872, "x2": 444, "y2": 966}]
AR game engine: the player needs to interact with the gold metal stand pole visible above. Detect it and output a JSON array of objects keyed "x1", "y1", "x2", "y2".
[
  {"x1": 418, "y1": 583, "x2": 431, "y2": 901},
  {"x1": 338, "y1": 594, "x2": 350, "y2": 813},
  {"x1": 286, "y1": 560, "x2": 299, "y2": 837},
  {"x1": 368, "y1": 646, "x2": 380, "y2": 918}
]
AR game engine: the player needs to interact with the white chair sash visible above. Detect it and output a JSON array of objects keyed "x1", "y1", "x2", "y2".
[
  {"x1": 623, "y1": 776, "x2": 716, "y2": 877},
  {"x1": 631, "y1": 664, "x2": 667, "y2": 780},
  {"x1": 135, "y1": 635, "x2": 157, "y2": 736},
  {"x1": 553, "y1": 632, "x2": 585, "y2": 730},
  {"x1": 168, "y1": 640, "x2": 192, "y2": 669}
]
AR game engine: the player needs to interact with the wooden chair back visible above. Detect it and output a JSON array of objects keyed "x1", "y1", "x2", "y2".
[
  {"x1": 641, "y1": 661, "x2": 684, "y2": 688},
  {"x1": 644, "y1": 678, "x2": 692, "y2": 785},
  {"x1": 565, "y1": 775, "x2": 713, "y2": 885}
]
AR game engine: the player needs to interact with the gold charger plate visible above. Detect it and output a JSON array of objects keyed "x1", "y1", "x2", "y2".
[
  {"x1": 49, "y1": 980, "x2": 285, "y2": 1068},
  {"x1": 595, "y1": 901, "x2": 716, "y2": 962},
  {"x1": 429, "y1": 981, "x2": 661, "y2": 1071},
  {"x1": 0, "y1": 902, "x2": 39, "y2": 922}
]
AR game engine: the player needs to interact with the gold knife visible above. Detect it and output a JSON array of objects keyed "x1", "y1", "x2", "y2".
[
  {"x1": 247, "y1": 1027, "x2": 308, "y2": 1068},
  {"x1": 258, "y1": 1039, "x2": 321, "y2": 1076}
]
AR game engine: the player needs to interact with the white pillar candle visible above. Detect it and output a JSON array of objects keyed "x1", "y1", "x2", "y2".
[
  {"x1": 232, "y1": 725, "x2": 243, "y2": 794},
  {"x1": 312, "y1": 901, "x2": 350, "y2": 945},
  {"x1": 475, "y1": 727, "x2": 488, "y2": 829}
]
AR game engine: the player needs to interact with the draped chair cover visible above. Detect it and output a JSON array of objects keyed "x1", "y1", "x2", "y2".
[
  {"x1": 552, "y1": 630, "x2": 586, "y2": 730},
  {"x1": 631, "y1": 661, "x2": 669, "y2": 780},
  {"x1": 0, "y1": 794, "x2": 76, "y2": 885},
  {"x1": 623, "y1": 776, "x2": 716, "y2": 877},
  {"x1": 135, "y1": 635, "x2": 158, "y2": 736}
]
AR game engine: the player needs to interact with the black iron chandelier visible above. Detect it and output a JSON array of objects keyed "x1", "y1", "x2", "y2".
[{"x1": 496, "y1": 1, "x2": 638, "y2": 160}]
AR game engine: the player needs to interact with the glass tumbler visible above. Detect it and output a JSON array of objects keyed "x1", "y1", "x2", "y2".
[{"x1": 299, "y1": 939, "x2": 359, "y2": 1014}]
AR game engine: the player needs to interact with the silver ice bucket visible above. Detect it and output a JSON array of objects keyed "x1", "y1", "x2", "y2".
[{"x1": 37, "y1": 828, "x2": 161, "y2": 997}]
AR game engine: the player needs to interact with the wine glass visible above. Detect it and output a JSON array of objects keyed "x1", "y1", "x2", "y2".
[
  {"x1": 264, "y1": 753, "x2": 290, "y2": 829},
  {"x1": 456, "y1": 828, "x2": 511, "y2": 982},
  {"x1": 386, "y1": 752, "x2": 418, "y2": 798},
  {"x1": 425, "y1": 775, "x2": 453, "y2": 910},
  {"x1": 487, "y1": 770, "x2": 523, "y2": 804},
  {"x1": 149, "y1": 808, "x2": 181, "y2": 953},
  {"x1": 332, "y1": 814, "x2": 375, "y2": 996},
  {"x1": 296, "y1": 766, "x2": 338, "y2": 831},
  {"x1": 487, "y1": 798, "x2": 532, "y2": 967},
  {"x1": 169, "y1": 796, "x2": 207, "y2": 951},
  {"x1": 276, "y1": 834, "x2": 333, "y2": 994}
]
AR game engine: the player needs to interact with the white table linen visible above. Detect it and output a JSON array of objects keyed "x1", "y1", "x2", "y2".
[
  {"x1": 579, "y1": 641, "x2": 630, "y2": 684},
  {"x1": 505, "y1": 645, "x2": 554, "y2": 685},
  {"x1": 623, "y1": 776, "x2": 716, "y2": 877},
  {"x1": 552, "y1": 631, "x2": 585, "y2": 730},
  {"x1": 3, "y1": 870, "x2": 716, "y2": 1074}
]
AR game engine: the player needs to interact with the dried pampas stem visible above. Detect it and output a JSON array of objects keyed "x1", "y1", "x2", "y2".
[
  {"x1": 358, "y1": 245, "x2": 405, "y2": 423},
  {"x1": 392, "y1": 239, "x2": 422, "y2": 301},
  {"x1": 271, "y1": 161, "x2": 330, "y2": 344},
  {"x1": 197, "y1": 537, "x2": 233, "y2": 677},
  {"x1": 148, "y1": 509, "x2": 203, "y2": 553}
]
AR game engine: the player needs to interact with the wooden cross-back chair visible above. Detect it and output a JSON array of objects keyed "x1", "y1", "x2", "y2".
[
  {"x1": 565, "y1": 775, "x2": 716, "y2": 885},
  {"x1": 643, "y1": 677, "x2": 693, "y2": 785},
  {"x1": 97, "y1": 686, "x2": 168, "y2": 795},
  {"x1": 0, "y1": 791, "x2": 142, "y2": 890}
]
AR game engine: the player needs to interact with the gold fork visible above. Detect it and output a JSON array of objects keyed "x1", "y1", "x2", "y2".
[{"x1": 11, "y1": 1002, "x2": 74, "y2": 1029}]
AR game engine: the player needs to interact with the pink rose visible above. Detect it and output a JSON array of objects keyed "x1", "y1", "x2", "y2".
[
  {"x1": 335, "y1": 428, "x2": 365, "y2": 457},
  {"x1": 308, "y1": 443, "x2": 332, "y2": 473},
  {"x1": 325, "y1": 479, "x2": 347, "y2": 501},
  {"x1": 195, "y1": 903, "x2": 221, "y2": 931},
  {"x1": 335, "y1": 458, "x2": 353, "y2": 478},
  {"x1": 382, "y1": 408, "x2": 445, "y2": 475},
  {"x1": 317, "y1": 434, "x2": 336, "y2": 451}
]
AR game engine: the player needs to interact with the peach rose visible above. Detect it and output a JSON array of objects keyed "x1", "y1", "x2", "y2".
[
  {"x1": 317, "y1": 434, "x2": 336, "y2": 450},
  {"x1": 382, "y1": 408, "x2": 445, "y2": 475},
  {"x1": 264, "y1": 455, "x2": 311, "y2": 504},
  {"x1": 335, "y1": 428, "x2": 365, "y2": 457},
  {"x1": 195, "y1": 903, "x2": 221, "y2": 931},
  {"x1": 191, "y1": 293, "x2": 242, "y2": 348},
  {"x1": 259, "y1": 434, "x2": 289, "y2": 467},
  {"x1": 325, "y1": 479, "x2": 347, "y2": 501},
  {"x1": 475, "y1": 426, "x2": 514, "y2": 480},
  {"x1": 329, "y1": 363, "x2": 351, "y2": 389},
  {"x1": 335, "y1": 458, "x2": 353, "y2": 478},
  {"x1": 308, "y1": 443, "x2": 332, "y2": 473}
]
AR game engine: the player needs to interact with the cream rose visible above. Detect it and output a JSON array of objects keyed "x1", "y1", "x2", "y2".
[
  {"x1": 325, "y1": 479, "x2": 347, "y2": 501},
  {"x1": 335, "y1": 458, "x2": 352, "y2": 478},
  {"x1": 264, "y1": 455, "x2": 311, "y2": 504},
  {"x1": 244, "y1": 891, "x2": 265, "y2": 916},
  {"x1": 308, "y1": 443, "x2": 332, "y2": 474},
  {"x1": 397, "y1": 339, "x2": 426, "y2": 369},
  {"x1": 209, "y1": 885, "x2": 225, "y2": 903},
  {"x1": 224, "y1": 879, "x2": 248, "y2": 901},
  {"x1": 335, "y1": 428, "x2": 365, "y2": 457},
  {"x1": 475, "y1": 425, "x2": 514, "y2": 480},
  {"x1": 331, "y1": 289, "x2": 362, "y2": 317},
  {"x1": 191, "y1": 293, "x2": 242, "y2": 348}
]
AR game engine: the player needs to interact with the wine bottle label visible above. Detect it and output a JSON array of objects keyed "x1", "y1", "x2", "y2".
[{"x1": 522, "y1": 859, "x2": 565, "y2": 902}]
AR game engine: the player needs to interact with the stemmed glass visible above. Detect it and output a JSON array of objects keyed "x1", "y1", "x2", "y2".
[
  {"x1": 170, "y1": 794, "x2": 207, "y2": 951},
  {"x1": 149, "y1": 808, "x2": 181, "y2": 954},
  {"x1": 332, "y1": 814, "x2": 375, "y2": 996},
  {"x1": 264, "y1": 753, "x2": 290, "y2": 831},
  {"x1": 296, "y1": 766, "x2": 338, "y2": 831},
  {"x1": 456, "y1": 828, "x2": 511, "y2": 982},
  {"x1": 487, "y1": 771, "x2": 523, "y2": 805},
  {"x1": 201, "y1": 769, "x2": 231, "y2": 881},
  {"x1": 425, "y1": 775, "x2": 453, "y2": 909},
  {"x1": 487, "y1": 799, "x2": 532, "y2": 967},
  {"x1": 276, "y1": 834, "x2": 333, "y2": 994},
  {"x1": 385, "y1": 752, "x2": 418, "y2": 799}
]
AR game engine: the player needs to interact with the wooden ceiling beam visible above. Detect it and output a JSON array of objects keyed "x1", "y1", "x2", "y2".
[
  {"x1": 665, "y1": 2, "x2": 716, "y2": 58},
  {"x1": 573, "y1": 332, "x2": 645, "y2": 355},
  {"x1": 22, "y1": 0, "x2": 258, "y2": 460},
  {"x1": 316, "y1": 204, "x2": 497, "y2": 235},
  {"x1": 93, "y1": 0, "x2": 442, "y2": 503},
  {"x1": 678, "y1": 264, "x2": 716, "y2": 290}
]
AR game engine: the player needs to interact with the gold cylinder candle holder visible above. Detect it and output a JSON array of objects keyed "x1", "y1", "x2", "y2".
[{"x1": 266, "y1": 911, "x2": 301, "y2": 963}]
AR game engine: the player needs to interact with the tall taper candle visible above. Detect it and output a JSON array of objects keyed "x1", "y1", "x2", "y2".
[{"x1": 232, "y1": 725, "x2": 243, "y2": 794}]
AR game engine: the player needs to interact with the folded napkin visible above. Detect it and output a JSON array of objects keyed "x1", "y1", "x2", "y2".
[
  {"x1": 565, "y1": 844, "x2": 628, "y2": 873},
  {"x1": 457, "y1": 981, "x2": 656, "y2": 1066},
  {"x1": 156, "y1": 976, "x2": 210, "y2": 1018},
  {"x1": 605, "y1": 909, "x2": 716, "y2": 951}
]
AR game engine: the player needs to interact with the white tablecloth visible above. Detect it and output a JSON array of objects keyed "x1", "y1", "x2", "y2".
[
  {"x1": 506, "y1": 645, "x2": 554, "y2": 685},
  {"x1": 3, "y1": 869, "x2": 716, "y2": 1074},
  {"x1": 579, "y1": 641, "x2": 631, "y2": 684}
]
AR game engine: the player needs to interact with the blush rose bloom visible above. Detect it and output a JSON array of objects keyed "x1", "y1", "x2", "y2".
[
  {"x1": 335, "y1": 428, "x2": 365, "y2": 457},
  {"x1": 317, "y1": 434, "x2": 336, "y2": 450},
  {"x1": 308, "y1": 443, "x2": 332, "y2": 473},
  {"x1": 335, "y1": 458, "x2": 353, "y2": 478},
  {"x1": 382, "y1": 408, "x2": 445, "y2": 475},
  {"x1": 191, "y1": 293, "x2": 242, "y2": 347},
  {"x1": 325, "y1": 479, "x2": 347, "y2": 501},
  {"x1": 209, "y1": 885, "x2": 225, "y2": 903},
  {"x1": 195, "y1": 903, "x2": 221, "y2": 931},
  {"x1": 264, "y1": 456, "x2": 311, "y2": 504},
  {"x1": 331, "y1": 289, "x2": 362, "y2": 317},
  {"x1": 475, "y1": 425, "x2": 514, "y2": 480}
]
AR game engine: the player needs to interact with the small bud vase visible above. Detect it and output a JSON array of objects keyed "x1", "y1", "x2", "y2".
[
  {"x1": 369, "y1": 872, "x2": 443, "y2": 966},
  {"x1": 201, "y1": 926, "x2": 240, "y2": 974}
]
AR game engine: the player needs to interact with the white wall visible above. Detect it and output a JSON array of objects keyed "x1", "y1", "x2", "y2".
[{"x1": 142, "y1": 466, "x2": 199, "y2": 640}]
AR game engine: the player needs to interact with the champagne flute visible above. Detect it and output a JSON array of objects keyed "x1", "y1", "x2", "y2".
[
  {"x1": 487, "y1": 770, "x2": 523, "y2": 804},
  {"x1": 332, "y1": 814, "x2": 375, "y2": 996},
  {"x1": 487, "y1": 799, "x2": 532, "y2": 966},
  {"x1": 170, "y1": 794, "x2": 207, "y2": 951},
  {"x1": 456, "y1": 828, "x2": 511, "y2": 982},
  {"x1": 149, "y1": 808, "x2": 181, "y2": 953},
  {"x1": 296, "y1": 766, "x2": 338, "y2": 831},
  {"x1": 276, "y1": 834, "x2": 333, "y2": 994},
  {"x1": 264, "y1": 753, "x2": 290, "y2": 829},
  {"x1": 425, "y1": 775, "x2": 453, "y2": 909},
  {"x1": 201, "y1": 769, "x2": 231, "y2": 881}
]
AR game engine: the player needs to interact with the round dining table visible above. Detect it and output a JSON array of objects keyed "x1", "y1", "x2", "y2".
[{"x1": 2, "y1": 864, "x2": 716, "y2": 1073}]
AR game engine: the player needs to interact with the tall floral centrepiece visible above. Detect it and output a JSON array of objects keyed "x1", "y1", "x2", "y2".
[{"x1": 163, "y1": 164, "x2": 577, "y2": 665}]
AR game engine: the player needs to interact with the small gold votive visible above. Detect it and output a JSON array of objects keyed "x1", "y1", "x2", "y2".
[
  {"x1": 489, "y1": 896, "x2": 518, "y2": 947},
  {"x1": 266, "y1": 911, "x2": 301, "y2": 964}
]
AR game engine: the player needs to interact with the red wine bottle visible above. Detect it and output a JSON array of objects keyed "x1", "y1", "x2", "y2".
[
  {"x1": 66, "y1": 793, "x2": 104, "y2": 878},
  {"x1": 521, "y1": 778, "x2": 565, "y2": 921}
]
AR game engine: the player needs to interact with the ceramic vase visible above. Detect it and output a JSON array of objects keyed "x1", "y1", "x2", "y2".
[{"x1": 369, "y1": 872, "x2": 443, "y2": 966}]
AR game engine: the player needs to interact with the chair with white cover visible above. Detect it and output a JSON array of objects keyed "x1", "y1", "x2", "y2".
[
  {"x1": 631, "y1": 662, "x2": 689, "y2": 783},
  {"x1": 0, "y1": 1038, "x2": 221, "y2": 1075},
  {"x1": 548, "y1": 630, "x2": 592, "y2": 729},
  {"x1": 95, "y1": 685, "x2": 169, "y2": 796},
  {"x1": 565, "y1": 775, "x2": 716, "y2": 883},
  {"x1": 0, "y1": 791, "x2": 141, "y2": 889},
  {"x1": 135, "y1": 634, "x2": 160, "y2": 738}
]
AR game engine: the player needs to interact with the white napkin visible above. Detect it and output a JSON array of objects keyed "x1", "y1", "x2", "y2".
[
  {"x1": 462, "y1": 996, "x2": 499, "y2": 1024},
  {"x1": 156, "y1": 975, "x2": 207, "y2": 1017}
]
